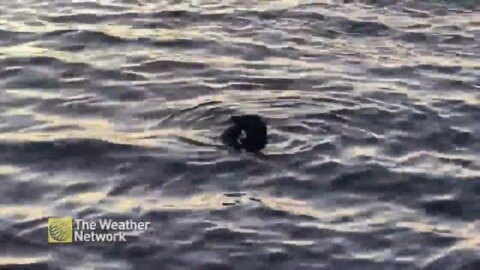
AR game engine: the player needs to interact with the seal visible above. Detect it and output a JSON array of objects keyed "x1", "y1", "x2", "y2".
[{"x1": 221, "y1": 114, "x2": 267, "y2": 152}]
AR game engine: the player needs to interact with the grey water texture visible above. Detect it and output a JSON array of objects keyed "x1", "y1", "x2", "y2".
[{"x1": 0, "y1": 0, "x2": 479, "y2": 269}]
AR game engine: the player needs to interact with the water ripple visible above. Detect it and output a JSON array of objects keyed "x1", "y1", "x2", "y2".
[{"x1": 0, "y1": 0, "x2": 479, "y2": 269}]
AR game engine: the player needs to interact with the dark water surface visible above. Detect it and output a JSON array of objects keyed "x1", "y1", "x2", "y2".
[{"x1": 0, "y1": 0, "x2": 479, "y2": 269}]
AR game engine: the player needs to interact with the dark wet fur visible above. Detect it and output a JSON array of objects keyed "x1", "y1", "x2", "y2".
[
  {"x1": 221, "y1": 114, "x2": 267, "y2": 152},
  {"x1": 220, "y1": 124, "x2": 243, "y2": 150}
]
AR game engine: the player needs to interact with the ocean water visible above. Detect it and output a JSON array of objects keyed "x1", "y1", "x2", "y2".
[{"x1": 0, "y1": 0, "x2": 479, "y2": 269}]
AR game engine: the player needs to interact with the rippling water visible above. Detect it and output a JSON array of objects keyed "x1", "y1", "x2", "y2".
[{"x1": 0, "y1": 0, "x2": 479, "y2": 269}]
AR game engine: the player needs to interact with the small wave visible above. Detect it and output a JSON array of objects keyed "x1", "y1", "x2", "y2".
[
  {"x1": 129, "y1": 60, "x2": 208, "y2": 73},
  {"x1": 0, "y1": 139, "x2": 138, "y2": 159},
  {"x1": 338, "y1": 20, "x2": 391, "y2": 36},
  {"x1": 40, "y1": 12, "x2": 138, "y2": 24},
  {"x1": 66, "y1": 29, "x2": 135, "y2": 44}
]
